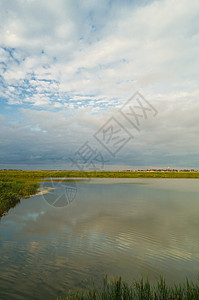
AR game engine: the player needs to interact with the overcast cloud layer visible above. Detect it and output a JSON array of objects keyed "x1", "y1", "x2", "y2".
[{"x1": 0, "y1": 0, "x2": 199, "y2": 170}]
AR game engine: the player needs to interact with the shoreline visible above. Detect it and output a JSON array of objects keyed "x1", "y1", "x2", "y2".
[{"x1": 1, "y1": 170, "x2": 199, "y2": 179}]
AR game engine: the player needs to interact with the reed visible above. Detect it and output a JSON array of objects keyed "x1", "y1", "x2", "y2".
[{"x1": 58, "y1": 275, "x2": 199, "y2": 300}]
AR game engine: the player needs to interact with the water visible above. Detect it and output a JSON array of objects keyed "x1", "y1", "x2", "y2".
[{"x1": 0, "y1": 178, "x2": 199, "y2": 299}]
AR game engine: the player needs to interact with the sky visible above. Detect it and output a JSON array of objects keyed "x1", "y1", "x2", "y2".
[{"x1": 0, "y1": 0, "x2": 199, "y2": 170}]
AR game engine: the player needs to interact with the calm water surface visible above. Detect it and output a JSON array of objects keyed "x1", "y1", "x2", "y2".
[{"x1": 0, "y1": 178, "x2": 199, "y2": 299}]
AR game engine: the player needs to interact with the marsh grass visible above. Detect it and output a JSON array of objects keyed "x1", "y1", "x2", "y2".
[
  {"x1": 1, "y1": 170, "x2": 199, "y2": 181},
  {"x1": 0, "y1": 179, "x2": 39, "y2": 216},
  {"x1": 58, "y1": 276, "x2": 199, "y2": 300}
]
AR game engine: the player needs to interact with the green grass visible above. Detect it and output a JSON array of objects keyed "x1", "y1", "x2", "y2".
[
  {"x1": 0, "y1": 178, "x2": 39, "y2": 216},
  {"x1": 58, "y1": 275, "x2": 199, "y2": 300},
  {"x1": 0, "y1": 169, "x2": 199, "y2": 180}
]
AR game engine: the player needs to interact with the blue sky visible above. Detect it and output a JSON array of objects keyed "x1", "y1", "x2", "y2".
[{"x1": 0, "y1": 0, "x2": 199, "y2": 170}]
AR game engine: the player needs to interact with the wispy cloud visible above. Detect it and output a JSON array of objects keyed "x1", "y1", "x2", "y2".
[{"x1": 0, "y1": 0, "x2": 199, "y2": 169}]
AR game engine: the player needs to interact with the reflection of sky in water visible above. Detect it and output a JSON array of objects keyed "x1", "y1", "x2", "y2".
[{"x1": 0, "y1": 179, "x2": 199, "y2": 300}]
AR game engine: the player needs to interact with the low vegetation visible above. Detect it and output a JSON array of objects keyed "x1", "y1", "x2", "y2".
[
  {"x1": 58, "y1": 275, "x2": 199, "y2": 300},
  {"x1": 0, "y1": 177, "x2": 39, "y2": 217},
  {"x1": 0, "y1": 169, "x2": 199, "y2": 181}
]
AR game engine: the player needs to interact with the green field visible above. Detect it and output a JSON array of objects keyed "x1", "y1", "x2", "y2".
[
  {"x1": 0, "y1": 169, "x2": 199, "y2": 217},
  {"x1": 1, "y1": 169, "x2": 199, "y2": 180}
]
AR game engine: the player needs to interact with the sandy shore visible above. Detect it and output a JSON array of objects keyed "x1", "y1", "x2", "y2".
[{"x1": 33, "y1": 187, "x2": 55, "y2": 196}]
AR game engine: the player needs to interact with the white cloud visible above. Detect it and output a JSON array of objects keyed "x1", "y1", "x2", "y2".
[{"x1": 0, "y1": 0, "x2": 199, "y2": 168}]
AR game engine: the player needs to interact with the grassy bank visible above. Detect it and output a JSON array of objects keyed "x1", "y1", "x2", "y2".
[
  {"x1": 58, "y1": 275, "x2": 199, "y2": 300},
  {"x1": 0, "y1": 178, "x2": 39, "y2": 217},
  {"x1": 1, "y1": 169, "x2": 199, "y2": 180}
]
